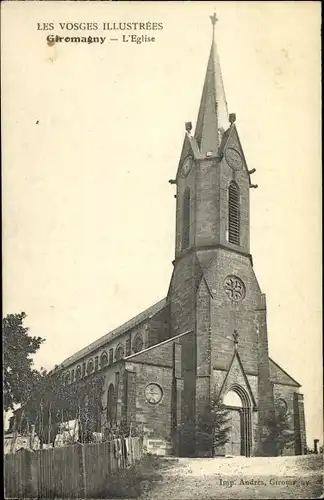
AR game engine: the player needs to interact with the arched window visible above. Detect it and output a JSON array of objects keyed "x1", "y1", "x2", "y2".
[
  {"x1": 75, "y1": 365, "x2": 82, "y2": 380},
  {"x1": 107, "y1": 384, "x2": 117, "y2": 424},
  {"x1": 228, "y1": 182, "x2": 240, "y2": 245},
  {"x1": 181, "y1": 187, "x2": 190, "y2": 250},
  {"x1": 115, "y1": 344, "x2": 124, "y2": 361},
  {"x1": 109, "y1": 348, "x2": 113, "y2": 365},
  {"x1": 100, "y1": 351, "x2": 108, "y2": 368},
  {"x1": 133, "y1": 334, "x2": 143, "y2": 353},
  {"x1": 87, "y1": 358, "x2": 94, "y2": 375}
]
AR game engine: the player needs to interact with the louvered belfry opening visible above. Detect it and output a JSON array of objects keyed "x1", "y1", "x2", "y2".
[
  {"x1": 182, "y1": 187, "x2": 190, "y2": 250},
  {"x1": 228, "y1": 182, "x2": 240, "y2": 245}
]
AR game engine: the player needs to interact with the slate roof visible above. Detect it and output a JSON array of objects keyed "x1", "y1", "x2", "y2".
[
  {"x1": 195, "y1": 31, "x2": 229, "y2": 156},
  {"x1": 269, "y1": 358, "x2": 301, "y2": 387},
  {"x1": 56, "y1": 298, "x2": 167, "y2": 370}
]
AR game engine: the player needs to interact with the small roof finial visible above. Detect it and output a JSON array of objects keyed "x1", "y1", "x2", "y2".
[
  {"x1": 210, "y1": 12, "x2": 219, "y2": 40},
  {"x1": 233, "y1": 330, "x2": 239, "y2": 351},
  {"x1": 229, "y1": 113, "x2": 236, "y2": 124},
  {"x1": 185, "y1": 121, "x2": 192, "y2": 133}
]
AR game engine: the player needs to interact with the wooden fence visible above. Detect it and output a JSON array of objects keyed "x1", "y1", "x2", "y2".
[{"x1": 4, "y1": 437, "x2": 143, "y2": 498}]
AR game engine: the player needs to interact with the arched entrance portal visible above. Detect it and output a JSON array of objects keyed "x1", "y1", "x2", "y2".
[{"x1": 223, "y1": 385, "x2": 252, "y2": 457}]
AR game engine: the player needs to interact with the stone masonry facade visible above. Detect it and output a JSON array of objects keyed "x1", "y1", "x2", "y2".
[{"x1": 54, "y1": 16, "x2": 307, "y2": 457}]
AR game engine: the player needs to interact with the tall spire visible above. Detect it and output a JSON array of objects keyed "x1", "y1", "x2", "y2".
[{"x1": 195, "y1": 13, "x2": 229, "y2": 156}]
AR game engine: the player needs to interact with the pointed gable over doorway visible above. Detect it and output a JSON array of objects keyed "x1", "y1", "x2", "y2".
[{"x1": 218, "y1": 350, "x2": 257, "y2": 410}]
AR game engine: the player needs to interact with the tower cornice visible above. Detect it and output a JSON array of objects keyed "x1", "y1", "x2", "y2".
[{"x1": 172, "y1": 244, "x2": 254, "y2": 267}]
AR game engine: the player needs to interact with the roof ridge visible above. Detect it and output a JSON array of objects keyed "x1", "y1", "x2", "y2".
[{"x1": 56, "y1": 297, "x2": 167, "y2": 369}]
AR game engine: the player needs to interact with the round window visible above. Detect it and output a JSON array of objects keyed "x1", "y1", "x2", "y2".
[
  {"x1": 224, "y1": 275, "x2": 246, "y2": 302},
  {"x1": 144, "y1": 383, "x2": 163, "y2": 404},
  {"x1": 276, "y1": 398, "x2": 288, "y2": 416}
]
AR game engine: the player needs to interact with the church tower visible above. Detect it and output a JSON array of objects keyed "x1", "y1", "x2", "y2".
[
  {"x1": 49, "y1": 13, "x2": 306, "y2": 461},
  {"x1": 173, "y1": 13, "x2": 253, "y2": 261},
  {"x1": 168, "y1": 14, "x2": 274, "y2": 456}
]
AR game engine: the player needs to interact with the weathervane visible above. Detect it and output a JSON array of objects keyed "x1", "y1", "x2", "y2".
[
  {"x1": 233, "y1": 330, "x2": 239, "y2": 350},
  {"x1": 209, "y1": 12, "x2": 219, "y2": 40}
]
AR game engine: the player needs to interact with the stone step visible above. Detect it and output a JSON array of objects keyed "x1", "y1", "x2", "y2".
[
  {"x1": 144, "y1": 438, "x2": 173, "y2": 456},
  {"x1": 150, "y1": 445, "x2": 173, "y2": 450},
  {"x1": 146, "y1": 439, "x2": 172, "y2": 445}
]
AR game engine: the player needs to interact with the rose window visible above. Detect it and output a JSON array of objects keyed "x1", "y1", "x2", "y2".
[{"x1": 224, "y1": 275, "x2": 245, "y2": 302}]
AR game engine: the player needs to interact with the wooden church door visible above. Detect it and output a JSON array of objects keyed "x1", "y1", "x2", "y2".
[{"x1": 225, "y1": 408, "x2": 242, "y2": 456}]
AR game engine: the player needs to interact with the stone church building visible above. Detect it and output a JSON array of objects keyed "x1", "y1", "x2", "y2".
[{"x1": 56, "y1": 17, "x2": 306, "y2": 457}]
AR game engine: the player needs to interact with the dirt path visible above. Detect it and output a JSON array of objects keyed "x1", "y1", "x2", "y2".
[{"x1": 142, "y1": 455, "x2": 323, "y2": 500}]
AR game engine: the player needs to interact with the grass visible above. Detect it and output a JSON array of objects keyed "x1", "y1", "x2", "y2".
[
  {"x1": 93, "y1": 454, "x2": 178, "y2": 498},
  {"x1": 293, "y1": 454, "x2": 323, "y2": 473}
]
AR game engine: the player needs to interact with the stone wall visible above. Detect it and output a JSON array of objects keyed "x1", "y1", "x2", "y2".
[
  {"x1": 195, "y1": 278, "x2": 212, "y2": 422},
  {"x1": 195, "y1": 158, "x2": 219, "y2": 248},
  {"x1": 293, "y1": 392, "x2": 307, "y2": 455},
  {"x1": 124, "y1": 362, "x2": 173, "y2": 442},
  {"x1": 201, "y1": 248, "x2": 262, "y2": 374}
]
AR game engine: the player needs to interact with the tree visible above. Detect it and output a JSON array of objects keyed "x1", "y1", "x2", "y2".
[
  {"x1": 3, "y1": 313, "x2": 105, "y2": 447},
  {"x1": 260, "y1": 400, "x2": 295, "y2": 456},
  {"x1": 21, "y1": 369, "x2": 105, "y2": 447},
  {"x1": 196, "y1": 394, "x2": 231, "y2": 456},
  {"x1": 3, "y1": 312, "x2": 45, "y2": 411}
]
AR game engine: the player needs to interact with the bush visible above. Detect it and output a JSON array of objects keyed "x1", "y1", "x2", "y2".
[{"x1": 96, "y1": 455, "x2": 177, "y2": 498}]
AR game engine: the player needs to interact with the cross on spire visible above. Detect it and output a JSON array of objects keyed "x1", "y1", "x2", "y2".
[
  {"x1": 210, "y1": 12, "x2": 219, "y2": 26},
  {"x1": 233, "y1": 330, "x2": 239, "y2": 350},
  {"x1": 210, "y1": 12, "x2": 219, "y2": 40}
]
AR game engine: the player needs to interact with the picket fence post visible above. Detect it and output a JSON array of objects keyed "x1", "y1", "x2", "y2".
[{"x1": 81, "y1": 443, "x2": 87, "y2": 498}]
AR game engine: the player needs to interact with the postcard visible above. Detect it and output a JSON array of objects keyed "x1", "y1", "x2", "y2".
[{"x1": 2, "y1": 2, "x2": 322, "y2": 499}]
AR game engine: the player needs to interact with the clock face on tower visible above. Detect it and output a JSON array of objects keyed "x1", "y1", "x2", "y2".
[
  {"x1": 145, "y1": 383, "x2": 163, "y2": 404},
  {"x1": 181, "y1": 156, "x2": 193, "y2": 177},
  {"x1": 225, "y1": 147, "x2": 243, "y2": 171}
]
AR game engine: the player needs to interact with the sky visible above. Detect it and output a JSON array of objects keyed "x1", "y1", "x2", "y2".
[{"x1": 2, "y1": 1, "x2": 322, "y2": 445}]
